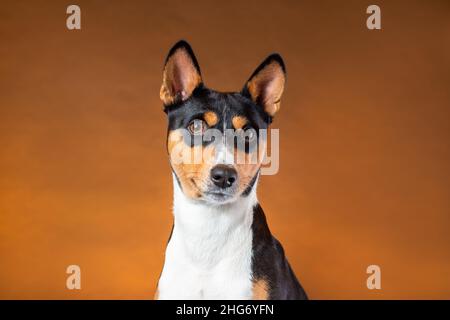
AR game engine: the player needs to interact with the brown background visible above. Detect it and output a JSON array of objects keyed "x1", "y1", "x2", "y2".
[{"x1": 1, "y1": 0, "x2": 449, "y2": 299}]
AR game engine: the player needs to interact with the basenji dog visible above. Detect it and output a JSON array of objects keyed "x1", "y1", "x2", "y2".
[{"x1": 155, "y1": 40, "x2": 307, "y2": 300}]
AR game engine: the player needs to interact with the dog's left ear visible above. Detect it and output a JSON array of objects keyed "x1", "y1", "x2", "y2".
[
  {"x1": 242, "y1": 54, "x2": 286, "y2": 117},
  {"x1": 160, "y1": 40, "x2": 203, "y2": 106}
]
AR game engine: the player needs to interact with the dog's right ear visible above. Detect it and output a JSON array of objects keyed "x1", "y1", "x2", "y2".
[
  {"x1": 242, "y1": 54, "x2": 286, "y2": 118},
  {"x1": 160, "y1": 40, "x2": 203, "y2": 106}
]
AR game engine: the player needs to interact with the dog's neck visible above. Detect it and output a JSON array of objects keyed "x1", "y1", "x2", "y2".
[{"x1": 170, "y1": 174, "x2": 258, "y2": 268}]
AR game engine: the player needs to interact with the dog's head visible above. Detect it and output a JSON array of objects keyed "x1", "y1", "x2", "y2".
[{"x1": 161, "y1": 40, "x2": 285, "y2": 205}]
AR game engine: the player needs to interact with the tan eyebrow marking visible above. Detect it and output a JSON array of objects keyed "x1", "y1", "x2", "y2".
[
  {"x1": 204, "y1": 111, "x2": 218, "y2": 127},
  {"x1": 232, "y1": 115, "x2": 248, "y2": 129}
]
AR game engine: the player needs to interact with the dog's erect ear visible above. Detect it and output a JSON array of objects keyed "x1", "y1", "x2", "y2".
[
  {"x1": 160, "y1": 40, "x2": 203, "y2": 106},
  {"x1": 243, "y1": 54, "x2": 286, "y2": 117}
]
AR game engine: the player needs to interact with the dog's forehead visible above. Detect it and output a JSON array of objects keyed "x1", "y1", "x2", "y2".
[{"x1": 167, "y1": 88, "x2": 269, "y2": 130}]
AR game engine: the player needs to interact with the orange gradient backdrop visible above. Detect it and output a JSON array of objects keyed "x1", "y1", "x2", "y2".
[{"x1": 0, "y1": 0, "x2": 449, "y2": 299}]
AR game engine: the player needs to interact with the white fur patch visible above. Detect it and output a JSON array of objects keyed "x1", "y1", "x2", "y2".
[{"x1": 157, "y1": 175, "x2": 258, "y2": 300}]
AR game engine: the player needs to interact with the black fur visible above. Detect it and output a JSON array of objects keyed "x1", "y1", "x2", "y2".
[
  {"x1": 166, "y1": 87, "x2": 269, "y2": 131},
  {"x1": 251, "y1": 204, "x2": 308, "y2": 300}
]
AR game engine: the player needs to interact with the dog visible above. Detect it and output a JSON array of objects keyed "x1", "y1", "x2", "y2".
[{"x1": 155, "y1": 40, "x2": 307, "y2": 300}]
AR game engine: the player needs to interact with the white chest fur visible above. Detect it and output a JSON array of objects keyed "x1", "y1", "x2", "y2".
[{"x1": 157, "y1": 176, "x2": 258, "y2": 300}]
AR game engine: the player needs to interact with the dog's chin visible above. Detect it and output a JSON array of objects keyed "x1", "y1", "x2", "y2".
[{"x1": 201, "y1": 191, "x2": 238, "y2": 205}]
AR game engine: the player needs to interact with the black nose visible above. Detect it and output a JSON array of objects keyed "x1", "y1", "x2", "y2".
[{"x1": 210, "y1": 165, "x2": 237, "y2": 189}]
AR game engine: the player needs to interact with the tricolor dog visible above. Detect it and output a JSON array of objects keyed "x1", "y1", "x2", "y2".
[{"x1": 155, "y1": 40, "x2": 307, "y2": 300}]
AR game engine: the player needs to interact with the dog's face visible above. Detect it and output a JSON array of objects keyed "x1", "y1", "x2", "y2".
[{"x1": 160, "y1": 41, "x2": 286, "y2": 205}]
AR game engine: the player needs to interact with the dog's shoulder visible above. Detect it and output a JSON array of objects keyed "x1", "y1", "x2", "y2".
[{"x1": 251, "y1": 203, "x2": 308, "y2": 300}]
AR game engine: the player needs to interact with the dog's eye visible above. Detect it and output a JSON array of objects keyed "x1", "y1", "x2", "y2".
[
  {"x1": 244, "y1": 127, "x2": 257, "y2": 143},
  {"x1": 188, "y1": 119, "x2": 207, "y2": 135}
]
